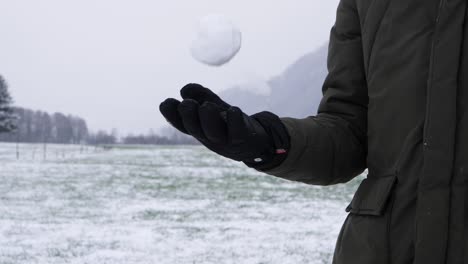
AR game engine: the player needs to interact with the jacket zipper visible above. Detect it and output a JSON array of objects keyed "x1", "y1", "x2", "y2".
[{"x1": 423, "y1": 0, "x2": 445, "y2": 148}]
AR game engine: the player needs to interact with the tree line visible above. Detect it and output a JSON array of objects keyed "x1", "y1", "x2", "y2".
[
  {"x1": 0, "y1": 75, "x2": 197, "y2": 146},
  {"x1": 122, "y1": 128, "x2": 197, "y2": 145},
  {"x1": 0, "y1": 107, "x2": 198, "y2": 145},
  {"x1": 0, "y1": 107, "x2": 89, "y2": 144}
]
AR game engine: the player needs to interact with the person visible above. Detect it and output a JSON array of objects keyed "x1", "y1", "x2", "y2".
[{"x1": 160, "y1": 0, "x2": 468, "y2": 263}]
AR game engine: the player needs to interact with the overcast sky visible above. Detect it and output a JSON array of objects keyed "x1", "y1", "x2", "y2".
[{"x1": 0, "y1": 0, "x2": 339, "y2": 135}]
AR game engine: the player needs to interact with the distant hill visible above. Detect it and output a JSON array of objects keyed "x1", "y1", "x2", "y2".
[{"x1": 220, "y1": 44, "x2": 328, "y2": 118}]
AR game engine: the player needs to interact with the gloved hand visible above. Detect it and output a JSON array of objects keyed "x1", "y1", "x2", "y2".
[{"x1": 159, "y1": 83, "x2": 290, "y2": 170}]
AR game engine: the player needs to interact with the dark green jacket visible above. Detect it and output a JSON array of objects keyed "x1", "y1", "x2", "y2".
[{"x1": 263, "y1": 0, "x2": 468, "y2": 263}]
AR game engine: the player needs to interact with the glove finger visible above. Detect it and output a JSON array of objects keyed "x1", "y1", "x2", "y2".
[
  {"x1": 159, "y1": 98, "x2": 188, "y2": 134},
  {"x1": 180, "y1": 83, "x2": 231, "y2": 110},
  {"x1": 227, "y1": 106, "x2": 249, "y2": 145},
  {"x1": 199, "y1": 102, "x2": 228, "y2": 144},
  {"x1": 177, "y1": 99, "x2": 206, "y2": 140}
]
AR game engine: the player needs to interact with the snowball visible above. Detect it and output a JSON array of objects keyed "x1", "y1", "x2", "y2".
[{"x1": 190, "y1": 14, "x2": 242, "y2": 67}]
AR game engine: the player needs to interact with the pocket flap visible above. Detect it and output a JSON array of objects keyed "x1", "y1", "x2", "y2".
[{"x1": 345, "y1": 175, "x2": 397, "y2": 216}]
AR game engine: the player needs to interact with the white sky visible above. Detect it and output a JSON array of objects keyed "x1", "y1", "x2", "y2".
[{"x1": 0, "y1": 0, "x2": 339, "y2": 135}]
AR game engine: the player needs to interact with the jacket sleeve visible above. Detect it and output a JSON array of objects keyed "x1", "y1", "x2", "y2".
[{"x1": 261, "y1": 0, "x2": 368, "y2": 186}]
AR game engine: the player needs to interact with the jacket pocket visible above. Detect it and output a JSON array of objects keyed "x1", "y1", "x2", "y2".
[
  {"x1": 332, "y1": 174, "x2": 398, "y2": 264},
  {"x1": 346, "y1": 174, "x2": 398, "y2": 216}
]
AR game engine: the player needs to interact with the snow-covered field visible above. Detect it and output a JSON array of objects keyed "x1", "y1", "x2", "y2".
[{"x1": 0, "y1": 143, "x2": 363, "y2": 264}]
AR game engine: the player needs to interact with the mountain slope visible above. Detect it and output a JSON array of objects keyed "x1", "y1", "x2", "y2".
[{"x1": 221, "y1": 44, "x2": 328, "y2": 118}]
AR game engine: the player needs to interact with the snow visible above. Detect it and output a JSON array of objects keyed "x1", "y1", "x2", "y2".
[
  {"x1": 0, "y1": 143, "x2": 363, "y2": 264},
  {"x1": 190, "y1": 14, "x2": 242, "y2": 66}
]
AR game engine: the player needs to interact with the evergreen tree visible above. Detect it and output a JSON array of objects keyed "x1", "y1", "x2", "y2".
[{"x1": 0, "y1": 76, "x2": 17, "y2": 133}]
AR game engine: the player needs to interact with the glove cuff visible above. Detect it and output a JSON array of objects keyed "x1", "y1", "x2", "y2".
[{"x1": 243, "y1": 111, "x2": 290, "y2": 171}]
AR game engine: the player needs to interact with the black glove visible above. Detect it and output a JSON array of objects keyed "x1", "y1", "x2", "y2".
[{"x1": 159, "y1": 83, "x2": 290, "y2": 170}]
